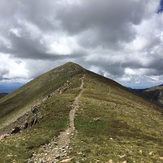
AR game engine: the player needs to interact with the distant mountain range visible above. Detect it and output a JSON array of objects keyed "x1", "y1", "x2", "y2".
[
  {"x1": 0, "y1": 62, "x2": 162, "y2": 162},
  {"x1": 0, "y1": 82, "x2": 24, "y2": 93}
]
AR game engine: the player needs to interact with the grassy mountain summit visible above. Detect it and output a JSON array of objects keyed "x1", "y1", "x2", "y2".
[{"x1": 0, "y1": 62, "x2": 163, "y2": 162}]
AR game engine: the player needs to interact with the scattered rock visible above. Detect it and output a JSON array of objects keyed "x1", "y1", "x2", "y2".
[
  {"x1": 21, "y1": 122, "x2": 28, "y2": 129},
  {"x1": 7, "y1": 154, "x2": 13, "y2": 157},
  {"x1": 93, "y1": 117, "x2": 100, "y2": 121},
  {"x1": 82, "y1": 153, "x2": 86, "y2": 157},
  {"x1": 61, "y1": 157, "x2": 73, "y2": 162},
  {"x1": 55, "y1": 155, "x2": 60, "y2": 159},
  {"x1": 77, "y1": 152, "x2": 82, "y2": 155},
  {"x1": 0, "y1": 133, "x2": 10, "y2": 140},
  {"x1": 108, "y1": 159, "x2": 113, "y2": 163},
  {"x1": 118, "y1": 154, "x2": 126, "y2": 158},
  {"x1": 31, "y1": 107, "x2": 38, "y2": 114},
  {"x1": 139, "y1": 150, "x2": 142, "y2": 154},
  {"x1": 29, "y1": 118, "x2": 38, "y2": 126},
  {"x1": 38, "y1": 159, "x2": 44, "y2": 163},
  {"x1": 11, "y1": 127, "x2": 20, "y2": 134},
  {"x1": 149, "y1": 151, "x2": 153, "y2": 155},
  {"x1": 48, "y1": 94, "x2": 51, "y2": 98}
]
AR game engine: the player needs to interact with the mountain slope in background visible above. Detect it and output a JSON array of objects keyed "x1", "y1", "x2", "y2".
[
  {"x1": 0, "y1": 93, "x2": 8, "y2": 99},
  {"x1": 0, "y1": 62, "x2": 163, "y2": 162},
  {"x1": 133, "y1": 85, "x2": 163, "y2": 107}
]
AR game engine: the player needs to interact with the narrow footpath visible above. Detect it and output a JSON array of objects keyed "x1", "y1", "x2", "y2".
[{"x1": 28, "y1": 75, "x2": 85, "y2": 163}]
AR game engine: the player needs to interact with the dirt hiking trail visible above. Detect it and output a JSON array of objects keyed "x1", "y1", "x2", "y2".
[{"x1": 28, "y1": 75, "x2": 85, "y2": 163}]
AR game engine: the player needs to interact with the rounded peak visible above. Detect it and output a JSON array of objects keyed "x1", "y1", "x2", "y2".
[
  {"x1": 63, "y1": 62, "x2": 84, "y2": 69},
  {"x1": 64, "y1": 62, "x2": 80, "y2": 66}
]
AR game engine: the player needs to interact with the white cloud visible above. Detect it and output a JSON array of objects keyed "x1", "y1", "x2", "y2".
[
  {"x1": 0, "y1": 53, "x2": 28, "y2": 81},
  {"x1": 9, "y1": 28, "x2": 21, "y2": 37},
  {"x1": 43, "y1": 34, "x2": 79, "y2": 55}
]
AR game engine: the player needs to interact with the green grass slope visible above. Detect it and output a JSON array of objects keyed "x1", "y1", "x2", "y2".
[
  {"x1": 70, "y1": 71, "x2": 163, "y2": 162},
  {"x1": 0, "y1": 62, "x2": 163, "y2": 162},
  {"x1": 0, "y1": 62, "x2": 84, "y2": 131}
]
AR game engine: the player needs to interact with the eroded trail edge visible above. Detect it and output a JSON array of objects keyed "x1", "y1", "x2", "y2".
[{"x1": 29, "y1": 75, "x2": 85, "y2": 163}]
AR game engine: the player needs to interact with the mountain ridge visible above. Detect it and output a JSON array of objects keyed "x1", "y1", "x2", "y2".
[
  {"x1": 0, "y1": 62, "x2": 84, "y2": 131},
  {"x1": 0, "y1": 62, "x2": 163, "y2": 162}
]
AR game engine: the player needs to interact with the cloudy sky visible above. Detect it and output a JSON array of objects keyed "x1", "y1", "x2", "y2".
[{"x1": 0, "y1": 0, "x2": 163, "y2": 89}]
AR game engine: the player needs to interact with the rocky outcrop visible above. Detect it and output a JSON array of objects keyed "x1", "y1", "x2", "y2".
[
  {"x1": 10, "y1": 127, "x2": 21, "y2": 134},
  {"x1": 0, "y1": 106, "x2": 39, "y2": 141}
]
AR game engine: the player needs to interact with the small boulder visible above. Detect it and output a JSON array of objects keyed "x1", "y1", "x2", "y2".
[
  {"x1": 31, "y1": 107, "x2": 38, "y2": 114},
  {"x1": 61, "y1": 157, "x2": 73, "y2": 162},
  {"x1": 11, "y1": 127, "x2": 20, "y2": 134},
  {"x1": 29, "y1": 118, "x2": 38, "y2": 126}
]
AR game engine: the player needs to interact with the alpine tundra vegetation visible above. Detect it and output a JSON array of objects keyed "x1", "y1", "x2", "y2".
[{"x1": 0, "y1": 62, "x2": 163, "y2": 162}]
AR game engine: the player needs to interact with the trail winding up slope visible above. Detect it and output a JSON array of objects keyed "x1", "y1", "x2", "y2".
[{"x1": 30, "y1": 75, "x2": 85, "y2": 163}]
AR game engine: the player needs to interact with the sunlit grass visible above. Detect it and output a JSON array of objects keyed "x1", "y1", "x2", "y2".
[{"x1": 70, "y1": 72, "x2": 163, "y2": 162}]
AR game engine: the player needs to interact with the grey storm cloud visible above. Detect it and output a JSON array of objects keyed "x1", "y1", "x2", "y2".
[
  {"x1": 8, "y1": 32, "x2": 80, "y2": 60},
  {"x1": 0, "y1": 0, "x2": 163, "y2": 87},
  {"x1": 145, "y1": 57, "x2": 163, "y2": 76},
  {"x1": 0, "y1": 0, "x2": 147, "y2": 56},
  {"x1": 56, "y1": 0, "x2": 146, "y2": 48},
  {"x1": 0, "y1": 69, "x2": 9, "y2": 80}
]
